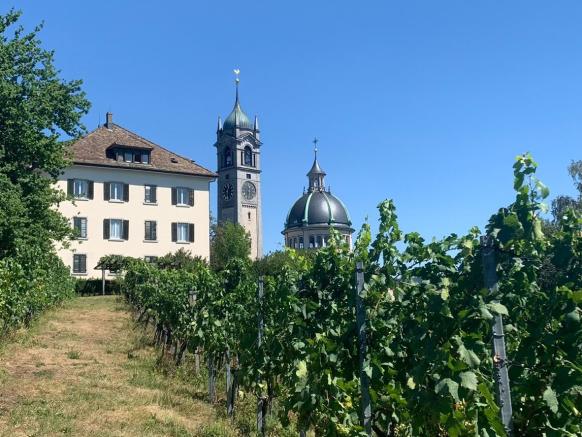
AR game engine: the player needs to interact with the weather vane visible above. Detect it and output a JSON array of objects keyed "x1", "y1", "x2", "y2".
[
  {"x1": 233, "y1": 68, "x2": 240, "y2": 84},
  {"x1": 313, "y1": 137, "x2": 319, "y2": 158}
]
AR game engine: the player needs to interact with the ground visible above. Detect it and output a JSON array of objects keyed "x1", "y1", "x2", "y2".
[{"x1": 0, "y1": 296, "x2": 240, "y2": 437}]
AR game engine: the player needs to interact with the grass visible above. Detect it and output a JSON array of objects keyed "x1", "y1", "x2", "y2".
[{"x1": 0, "y1": 296, "x2": 238, "y2": 436}]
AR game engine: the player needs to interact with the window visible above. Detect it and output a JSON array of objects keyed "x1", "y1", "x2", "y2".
[
  {"x1": 103, "y1": 219, "x2": 129, "y2": 241},
  {"x1": 144, "y1": 220, "x2": 157, "y2": 241},
  {"x1": 172, "y1": 187, "x2": 194, "y2": 206},
  {"x1": 110, "y1": 182, "x2": 124, "y2": 201},
  {"x1": 244, "y1": 146, "x2": 253, "y2": 166},
  {"x1": 309, "y1": 235, "x2": 315, "y2": 249},
  {"x1": 144, "y1": 256, "x2": 158, "y2": 263},
  {"x1": 73, "y1": 217, "x2": 87, "y2": 239},
  {"x1": 67, "y1": 179, "x2": 93, "y2": 200},
  {"x1": 172, "y1": 222, "x2": 194, "y2": 243},
  {"x1": 106, "y1": 147, "x2": 151, "y2": 164},
  {"x1": 247, "y1": 212, "x2": 251, "y2": 220},
  {"x1": 224, "y1": 148, "x2": 232, "y2": 167},
  {"x1": 317, "y1": 235, "x2": 323, "y2": 248},
  {"x1": 73, "y1": 254, "x2": 87, "y2": 274},
  {"x1": 246, "y1": 173, "x2": 251, "y2": 179},
  {"x1": 299, "y1": 237, "x2": 304, "y2": 249},
  {"x1": 104, "y1": 182, "x2": 128, "y2": 202},
  {"x1": 144, "y1": 185, "x2": 157, "y2": 203}
]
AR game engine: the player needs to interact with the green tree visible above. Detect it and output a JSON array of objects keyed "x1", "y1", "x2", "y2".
[
  {"x1": 551, "y1": 160, "x2": 582, "y2": 222},
  {"x1": 0, "y1": 9, "x2": 90, "y2": 257},
  {"x1": 209, "y1": 222, "x2": 251, "y2": 271}
]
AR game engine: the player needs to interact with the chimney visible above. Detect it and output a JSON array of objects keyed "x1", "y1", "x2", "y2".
[{"x1": 105, "y1": 112, "x2": 113, "y2": 128}]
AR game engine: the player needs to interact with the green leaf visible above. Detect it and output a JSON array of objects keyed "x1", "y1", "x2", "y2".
[
  {"x1": 458, "y1": 344, "x2": 481, "y2": 367},
  {"x1": 407, "y1": 376, "x2": 416, "y2": 390},
  {"x1": 459, "y1": 371, "x2": 478, "y2": 391},
  {"x1": 435, "y1": 378, "x2": 459, "y2": 402},
  {"x1": 543, "y1": 386, "x2": 559, "y2": 413},
  {"x1": 296, "y1": 360, "x2": 308, "y2": 379},
  {"x1": 486, "y1": 302, "x2": 509, "y2": 316}
]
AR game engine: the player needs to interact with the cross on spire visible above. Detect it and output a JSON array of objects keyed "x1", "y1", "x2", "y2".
[{"x1": 313, "y1": 137, "x2": 318, "y2": 159}]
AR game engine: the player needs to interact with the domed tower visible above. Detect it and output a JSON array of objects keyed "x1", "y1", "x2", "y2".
[
  {"x1": 215, "y1": 71, "x2": 263, "y2": 259},
  {"x1": 283, "y1": 140, "x2": 353, "y2": 249}
]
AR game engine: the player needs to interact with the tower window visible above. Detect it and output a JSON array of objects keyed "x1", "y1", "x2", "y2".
[
  {"x1": 244, "y1": 146, "x2": 253, "y2": 167},
  {"x1": 248, "y1": 212, "x2": 251, "y2": 220},
  {"x1": 246, "y1": 174, "x2": 251, "y2": 179},
  {"x1": 224, "y1": 148, "x2": 232, "y2": 167},
  {"x1": 309, "y1": 236, "x2": 315, "y2": 249},
  {"x1": 299, "y1": 237, "x2": 304, "y2": 249}
]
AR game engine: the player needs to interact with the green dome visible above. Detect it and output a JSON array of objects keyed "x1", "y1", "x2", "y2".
[{"x1": 223, "y1": 100, "x2": 253, "y2": 131}]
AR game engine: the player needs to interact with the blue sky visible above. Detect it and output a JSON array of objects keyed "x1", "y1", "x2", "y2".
[{"x1": 11, "y1": 1, "x2": 582, "y2": 253}]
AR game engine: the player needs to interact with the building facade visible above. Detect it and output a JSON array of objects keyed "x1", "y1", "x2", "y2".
[
  {"x1": 215, "y1": 78, "x2": 263, "y2": 259},
  {"x1": 56, "y1": 113, "x2": 216, "y2": 278},
  {"x1": 283, "y1": 146, "x2": 353, "y2": 249}
]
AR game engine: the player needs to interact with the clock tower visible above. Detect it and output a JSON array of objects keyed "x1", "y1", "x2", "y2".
[{"x1": 215, "y1": 73, "x2": 263, "y2": 259}]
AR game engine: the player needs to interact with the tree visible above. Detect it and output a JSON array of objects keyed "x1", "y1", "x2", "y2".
[
  {"x1": 0, "y1": 9, "x2": 90, "y2": 257},
  {"x1": 210, "y1": 222, "x2": 251, "y2": 271},
  {"x1": 550, "y1": 160, "x2": 582, "y2": 222}
]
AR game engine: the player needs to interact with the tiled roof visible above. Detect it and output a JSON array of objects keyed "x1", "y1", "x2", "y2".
[{"x1": 69, "y1": 121, "x2": 216, "y2": 178}]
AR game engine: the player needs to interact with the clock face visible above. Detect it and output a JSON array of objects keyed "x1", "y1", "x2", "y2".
[
  {"x1": 222, "y1": 183, "x2": 233, "y2": 200},
  {"x1": 242, "y1": 181, "x2": 256, "y2": 200}
]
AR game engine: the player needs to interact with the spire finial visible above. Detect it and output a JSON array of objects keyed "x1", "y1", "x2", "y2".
[
  {"x1": 233, "y1": 68, "x2": 240, "y2": 103},
  {"x1": 313, "y1": 137, "x2": 319, "y2": 160}
]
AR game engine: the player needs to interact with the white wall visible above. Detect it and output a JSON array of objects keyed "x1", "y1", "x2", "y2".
[{"x1": 55, "y1": 165, "x2": 212, "y2": 278}]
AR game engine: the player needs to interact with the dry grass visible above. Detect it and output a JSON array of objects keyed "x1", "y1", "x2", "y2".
[{"x1": 0, "y1": 296, "x2": 237, "y2": 437}]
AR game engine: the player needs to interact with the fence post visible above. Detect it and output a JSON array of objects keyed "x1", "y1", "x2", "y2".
[
  {"x1": 226, "y1": 347, "x2": 233, "y2": 416},
  {"x1": 355, "y1": 262, "x2": 372, "y2": 436},
  {"x1": 256, "y1": 276, "x2": 266, "y2": 436},
  {"x1": 208, "y1": 355, "x2": 216, "y2": 403},
  {"x1": 101, "y1": 268, "x2": 106, "y2": 295},
  {"x1": 481, "y1": 236, "x2": 513, "y2": 435}
]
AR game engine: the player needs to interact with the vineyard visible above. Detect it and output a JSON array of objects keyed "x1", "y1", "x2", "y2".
[{"x1": 118, "y1": 155, "x2": 581, "y2": 436}]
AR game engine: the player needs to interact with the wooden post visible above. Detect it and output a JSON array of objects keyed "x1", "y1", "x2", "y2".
[
  {"x1": 208, "y1": 355, "x2": 216, "y2": 403},
  {"x1": 481, "y1": 236, "x2": 513, "y2": 435},
  {"x1": 355, "y1": 262, "x2": 372, "y2": 436},
  {"x1": 256, "y1": 276, "x2": 266, "y2": 436},
  {"x1": 102, "y1": 268, "x2": 105, "y2": 295},
  {"x1": 226, "y1": 348, "x2": 233, "y2": 416}
]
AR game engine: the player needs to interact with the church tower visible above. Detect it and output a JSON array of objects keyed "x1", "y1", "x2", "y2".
[{"x1": 215, "y1": 72, "x2": 263, "y2": 259}]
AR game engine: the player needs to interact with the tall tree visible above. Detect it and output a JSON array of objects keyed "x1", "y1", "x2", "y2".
[
  {"x1": 551, "y1": 160, "x2": 582, "y2": 222},
  {"x1": 210, "y1": 222, "x2": 251, "y2": 271},
  {"x1": 0, "y1": 9, "x2": 90, "y2": 257}
]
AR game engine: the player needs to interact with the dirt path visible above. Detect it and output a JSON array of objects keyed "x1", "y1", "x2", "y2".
[{"x1": 0, "y1": 296, "x2": 226, "y2": 437}]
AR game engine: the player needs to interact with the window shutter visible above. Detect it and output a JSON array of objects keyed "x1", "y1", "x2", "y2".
[
  {"x1": 188, "y1": 189, "x2": 194, "y2": 206},
  {"x1": 82, "y1": 218, "x2": 87, "y2": 238},
  {"x1": 104, "y1": 182, "x2": 110, "y2": 201},
  {"x1": 122, "y1": 220, "x2": 129, "y2": 240},
  {"x1": 103, "y1": 219, "x2": 110, "y2": 239},
  {"x1": 67, "y1": 179, "x2": 74, "y2": 196},
  {"x1": 171, "y1": 223, "x2": 177, "y2": 242},
  {"x1": 171, "y1": 188, "x2": 177, "y2": 205},
  {"x1": 88, "y1": 181, "x2": 94, "y2": 199},
  {"x1": 152, "y1": 221, "x2": 157, "y2": 240},
  {"x1": 123, "y1": 184, "x2": 130, "y2": 202},
  {"x1": 144, "y1": 221, "x2": 150, "y2": 240},
  {"x1": 80, "y1": 255, "x2": 86, "y2": 273},
  {"x1": 188, "y1": 223, "x2": 195, "y2": 242},
  {"x1": 151, "y1": 186, "x2": 157, "y2": 203}
]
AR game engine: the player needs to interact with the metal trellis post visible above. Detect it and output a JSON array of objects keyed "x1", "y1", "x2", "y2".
[
  {"x1": 256, "y1": 276, "x2": 266, "y2": 436},
  {"x1": 355, "y1": 262, "x2": 372, "y2": 436},
  {"x1": 481, "y1": 235, "x2": 513, "y2": 436}
]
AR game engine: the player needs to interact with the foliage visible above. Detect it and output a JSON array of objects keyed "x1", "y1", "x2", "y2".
[
  {"x1": 0, "y1": 9, "x2": 89, "y2": 333},
  {"x1": 156, "y1": 248, "x2": 208, "y2": 272},
  {"x1": 120, "y1": 155, "x2": 581, "y2": 436},
  {"x1": 0, "y1": 9, "x2": 90, "y2": 257},
  {"x1": 210, "y1": 222, "x2": 251, "y2": 271},
  {"x1": 0, "y1": 247, "x2": 74, "y2": 332}
]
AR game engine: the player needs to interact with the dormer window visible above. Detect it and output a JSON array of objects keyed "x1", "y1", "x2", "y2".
[{"x1": 106, "y1": 146, "x2": 151, "y2": 164}]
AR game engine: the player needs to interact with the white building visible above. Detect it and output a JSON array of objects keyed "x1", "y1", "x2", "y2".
[{"x1": 56, "y1": 113, "x2": 216, "y2": 278}]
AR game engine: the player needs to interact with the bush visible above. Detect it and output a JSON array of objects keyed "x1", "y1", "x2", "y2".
[
  {"x1": 74, "y1": 278, "x2": 120, "y2": 296},
  {"x1": 0, "y1": 247, "x2": 74, "y2": 333}
]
